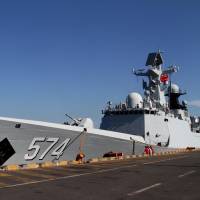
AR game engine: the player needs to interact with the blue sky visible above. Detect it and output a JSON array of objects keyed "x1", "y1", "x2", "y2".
[{"x1": 0, "y1": 0, "x2": 200, "y2": 126}]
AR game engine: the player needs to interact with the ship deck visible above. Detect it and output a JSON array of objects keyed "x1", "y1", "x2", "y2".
[{"x1": 0, "y1": 151, "x2": 199, "y2": 200}]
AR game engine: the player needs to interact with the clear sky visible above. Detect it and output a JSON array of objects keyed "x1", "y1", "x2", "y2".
[{"x1": 0, "y1": 0, "x2": 200, "y2": 126}]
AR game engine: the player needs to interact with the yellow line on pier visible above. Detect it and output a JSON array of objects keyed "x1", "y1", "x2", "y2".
[
  {"x1": 0, "y1": 173, "x2": 11, "y2": 177},
  {"x1": 14, "y1": 170, "x2": 56, "y2": 179}
]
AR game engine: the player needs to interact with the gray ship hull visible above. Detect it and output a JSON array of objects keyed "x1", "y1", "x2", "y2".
[
  {"x1": 1, "y1": 113, "x2": 199, "y2": 166},
  {"x1": 0, "y1": 117, "x2": 145, "y2": 166}
]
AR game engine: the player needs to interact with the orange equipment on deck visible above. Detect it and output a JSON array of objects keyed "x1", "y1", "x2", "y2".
[{"x1": 75, "y1": 128, "x2": 87, "y2": 163}]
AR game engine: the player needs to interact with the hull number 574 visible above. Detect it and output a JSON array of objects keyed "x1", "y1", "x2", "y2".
[{"x1": 24, "y1": 137, "x2": 71, "y2": 161}]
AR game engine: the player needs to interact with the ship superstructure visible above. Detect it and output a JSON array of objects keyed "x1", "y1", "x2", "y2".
[{"x1": 100, "y1": 52, "x2": 200, "y2": 147}]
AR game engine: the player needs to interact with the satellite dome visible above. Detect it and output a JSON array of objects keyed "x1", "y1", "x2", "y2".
[
  {"x1": 171, "y1": 84, "x2": 180, "y2": 93},
  {"x1": 126, "y1": 93, "x2": 143, "y2": 109}
]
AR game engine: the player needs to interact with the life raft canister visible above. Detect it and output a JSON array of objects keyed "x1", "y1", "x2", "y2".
[
  {"x1": 144, "y1": 146, "x2": 150, "y2": 155},
  {"x1": 144, "y1": 146, "x2": 154, "y2": 155}
]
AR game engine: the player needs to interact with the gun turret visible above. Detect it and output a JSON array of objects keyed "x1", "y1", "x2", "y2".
[{"x1": 65, "y1": 113, "x2": 81, "y2": 126}]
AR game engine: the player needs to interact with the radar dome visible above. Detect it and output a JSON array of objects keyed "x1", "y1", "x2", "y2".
[
  {"x1": 126, "y1": 93, "x2": 143, "y2": 109},
  {"x1": 171, "y1": 84, "x2": 180, "y2": 93}
]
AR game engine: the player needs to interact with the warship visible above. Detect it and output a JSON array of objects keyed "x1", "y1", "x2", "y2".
[{"x1": 0, "y1": 51, "x2": 200, "y2": 166}]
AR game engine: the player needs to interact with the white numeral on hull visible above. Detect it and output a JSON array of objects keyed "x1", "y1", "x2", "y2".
[{"x1": 24, "y1": 137, "x2": 70, "y2": 160}]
